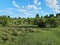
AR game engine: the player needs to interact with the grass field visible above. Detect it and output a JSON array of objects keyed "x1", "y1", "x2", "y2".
[{"x1": 0, "y1": 26, "x2": 60, "y2": 45}]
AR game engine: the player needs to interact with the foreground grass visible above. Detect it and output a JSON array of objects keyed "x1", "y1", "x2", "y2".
[{"x1": 0, "y1": 27, "x2": 60, "y2": 45}]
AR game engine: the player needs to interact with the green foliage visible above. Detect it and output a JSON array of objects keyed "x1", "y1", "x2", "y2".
[
  {"x1": 48, "y1": 18, "x2": 57, "y2": 27},
  {"x1": 33, "y1": 14, "x2": 40, "y2": 25},
  {"x1": 49, "y1": 14, "x2": 54, "y2": 18},
  {"x1": 0, "y1": 13, "x2": 60, "y2": 27},
  {"x1": 38, "y1": 19, "x2": 46, "y2": 28},
  {"x1": 0, "y1": 27, "x2": 60, "y2": 45},
  {"x1": 2, "y1": 16, "x2": 9, "y2": 26},
  {"x1": 56, "y1": 13, "x2": 60, "y2": 17},
  {"x1": 17, "y1": 19, "x2": 21, "y2": 24},
  {"x1": 44, "y1": 15, "x2": 49, "y2": 18},
  {"x1": 0, "y1": 13, "x2": 60, "y2": 45}
]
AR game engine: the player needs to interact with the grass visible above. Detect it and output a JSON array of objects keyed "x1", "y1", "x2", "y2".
[{"x1": 0, "y1": 27, "x2": 60, "y2": 45}]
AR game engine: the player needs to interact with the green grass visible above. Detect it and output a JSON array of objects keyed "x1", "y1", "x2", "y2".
[{"x1": 0, "y1": 27, "x2": 60, "y2": 45}]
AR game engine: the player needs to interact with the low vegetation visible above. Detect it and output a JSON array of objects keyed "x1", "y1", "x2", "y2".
[
  {"x1": 0, "y1": 27, "x2": 60, "y2": 45},
  {"x1": 0, "y1": 13, "x2": 60, "y2": 45}
]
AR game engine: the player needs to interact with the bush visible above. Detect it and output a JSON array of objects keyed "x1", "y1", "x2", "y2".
[
  {"x1": 38, "y1": 20, "x2": 46, "y2": 28},
  {"x1": 2, "y1": 16, "x2": 9, "y2": 26},
  {"x1": 48, "y1": 18, "x2": 57, "y2": 27}
]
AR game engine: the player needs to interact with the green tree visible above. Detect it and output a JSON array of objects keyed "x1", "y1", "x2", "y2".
[
  {"x1": 18, "y1": 19, "x2": 21, "y2": 24},
  {"x1": 18, "y1": 17, "x2": 21, "y2": 19},
  {"x1": 35, "y1": 14, "x2": 40, "y2": 18},
  {"x1": 49, "y1": 14, "x2": 54, "y2": 18},
  {"x1": 56, "y1": 13, "x2": 60, "y2": 17},
  {"x1": 33, "y1": 14, "x2": 40, "y2": 25},
  {"x1": 8, "y1": 16, "x2": 10, "y2": 19},
  {"x1": 44, "y1": 15, "x2": 49, "y2": 18},
  {"x1": 2, "y1": 16, "x2": 9, "y2": 26},
  {"x1": 38, "y1": 19, "x2": 46, "y2": 28},
  {"x1": 0, "y1": 16, "x2": 3, "y2": 26},
  {"x1": 48, "y1": 18, "x2": 57, "y2": 27},
  {"x1": 26, "y1": 17, "x2": 31, "y2": 24}
]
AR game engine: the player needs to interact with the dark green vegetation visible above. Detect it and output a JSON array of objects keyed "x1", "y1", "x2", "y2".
[{"x1": 0, "y1": 13, "x2": 60, "y2": 45}]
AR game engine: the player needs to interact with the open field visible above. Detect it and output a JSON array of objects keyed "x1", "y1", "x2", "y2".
[
  {"x1": 0, "y1": 26, "x2": 60, "y2": 45},
  {"x1": 0, "y1": 0, "x2": 60, "y2": 45}
]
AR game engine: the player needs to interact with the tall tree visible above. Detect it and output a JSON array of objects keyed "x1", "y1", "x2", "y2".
[
  {"x1": 35, "y1": 14, "x2": 40, "y2": 18},
  {"x1": 33, "y1": 14, "x2": 40, "y2": 25},
  {"x1": 44, "y1": 15, "x2": 49, "y2": 18},
  {"x1": 8, "y1": 16, "x2": 10, "y2": 19},
  {"x1": 56, "y1": 13, "x2": 60, "y2": 17},
  {"x1": 49, "y1": 14, "x2": 54, "y2": 18}
]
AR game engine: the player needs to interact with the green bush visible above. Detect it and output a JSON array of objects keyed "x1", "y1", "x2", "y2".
[
  {"x1": 48, "y1": 18, "x2": 57, "y2": 27},
  {"x1": 38, "y1": 20, "x2": 46, "y2": 28}
]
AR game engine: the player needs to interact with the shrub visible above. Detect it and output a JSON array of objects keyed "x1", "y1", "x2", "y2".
[
  {"x1": 38, "y1": 20, "x2": 46, "y2": 28},
  {"x1": 48, "y1": 18, "x2": 57, "y2": 27}
]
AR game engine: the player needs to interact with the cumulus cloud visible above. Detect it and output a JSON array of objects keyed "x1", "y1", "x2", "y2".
[
  {"x1": 12, "y1": 1, "x2": 20, "y2": 8},
  {"x1": 45, "y1": 0, "x2": 60, "y2": 13},
  {"x1": 12, "y1": 0, "x2": 42, "y2": 16}
]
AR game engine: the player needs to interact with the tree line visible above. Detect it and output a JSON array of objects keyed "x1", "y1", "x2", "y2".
[{"x1": 0, "y1": 13, "x2": 60, "y2": 28}]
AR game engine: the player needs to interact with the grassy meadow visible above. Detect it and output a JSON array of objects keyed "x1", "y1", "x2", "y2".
[
  {"x1": 0, "y1": 26, "x2": 60, "y2": 45},
  {"x1": 0, "y1": 0, "x2": 60, "y2": 45},
  {"x1": 0, "y1": 14, "x2": 60, "y2": 45}
]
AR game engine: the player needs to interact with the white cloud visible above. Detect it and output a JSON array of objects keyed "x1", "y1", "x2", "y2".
[
  {"x1": 22, "y1": 6, "x2": 25, "y2": 8},
  {"x1": 18, "y1": 9, "x2": 29, "y2": 15},
  {"x1": 34, "y1": 0, "x2": 38, "y2": 5},
  {"x1": 0, "y1": 8, "x2": 14, "y2": 14},
  {"x1": 26, "y1": 5, "x2": 39, "y2": 11},
  {"x1": 18, "y1": 9, "x2": 27, "y2": 12},
  {"x1": 6, "y1": 10, "x2": 14, "y2": 14},
  {"x1": 12, "y1": 0, "x2": 42, "y2": 16},
  {"x1": 12, "y1": 1, "x2": 20, "y2": 8},
  {"x1": 34, "y1": 0, "x2": 41, "y2": 6},
  {"x1": 18, "y1": 9, "x2": 28, "y2": 15},
  {"x1": 45, "y1": 0, "x2": 60, "y2": 13},
  {"x1": 18, "y1": 8, "x2": 36, "y2": 17},
  {"x1": 39, "y1": 7, "x2": 42, "y2": 10}
]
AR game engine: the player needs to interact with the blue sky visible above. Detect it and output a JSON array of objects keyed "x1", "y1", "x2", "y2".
[{"x1": 0, "y1": 0, "x2": 60, "y2": 18}]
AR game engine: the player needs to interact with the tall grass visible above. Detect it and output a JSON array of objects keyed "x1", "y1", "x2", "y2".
[{"x1": 0, "y1": 27, "x2": 60, "y2": 45}]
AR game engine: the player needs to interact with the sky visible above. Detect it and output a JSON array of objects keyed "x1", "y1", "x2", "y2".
[{"x1": 0, "y1": 0, "x2": 60, "y2": 18}]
